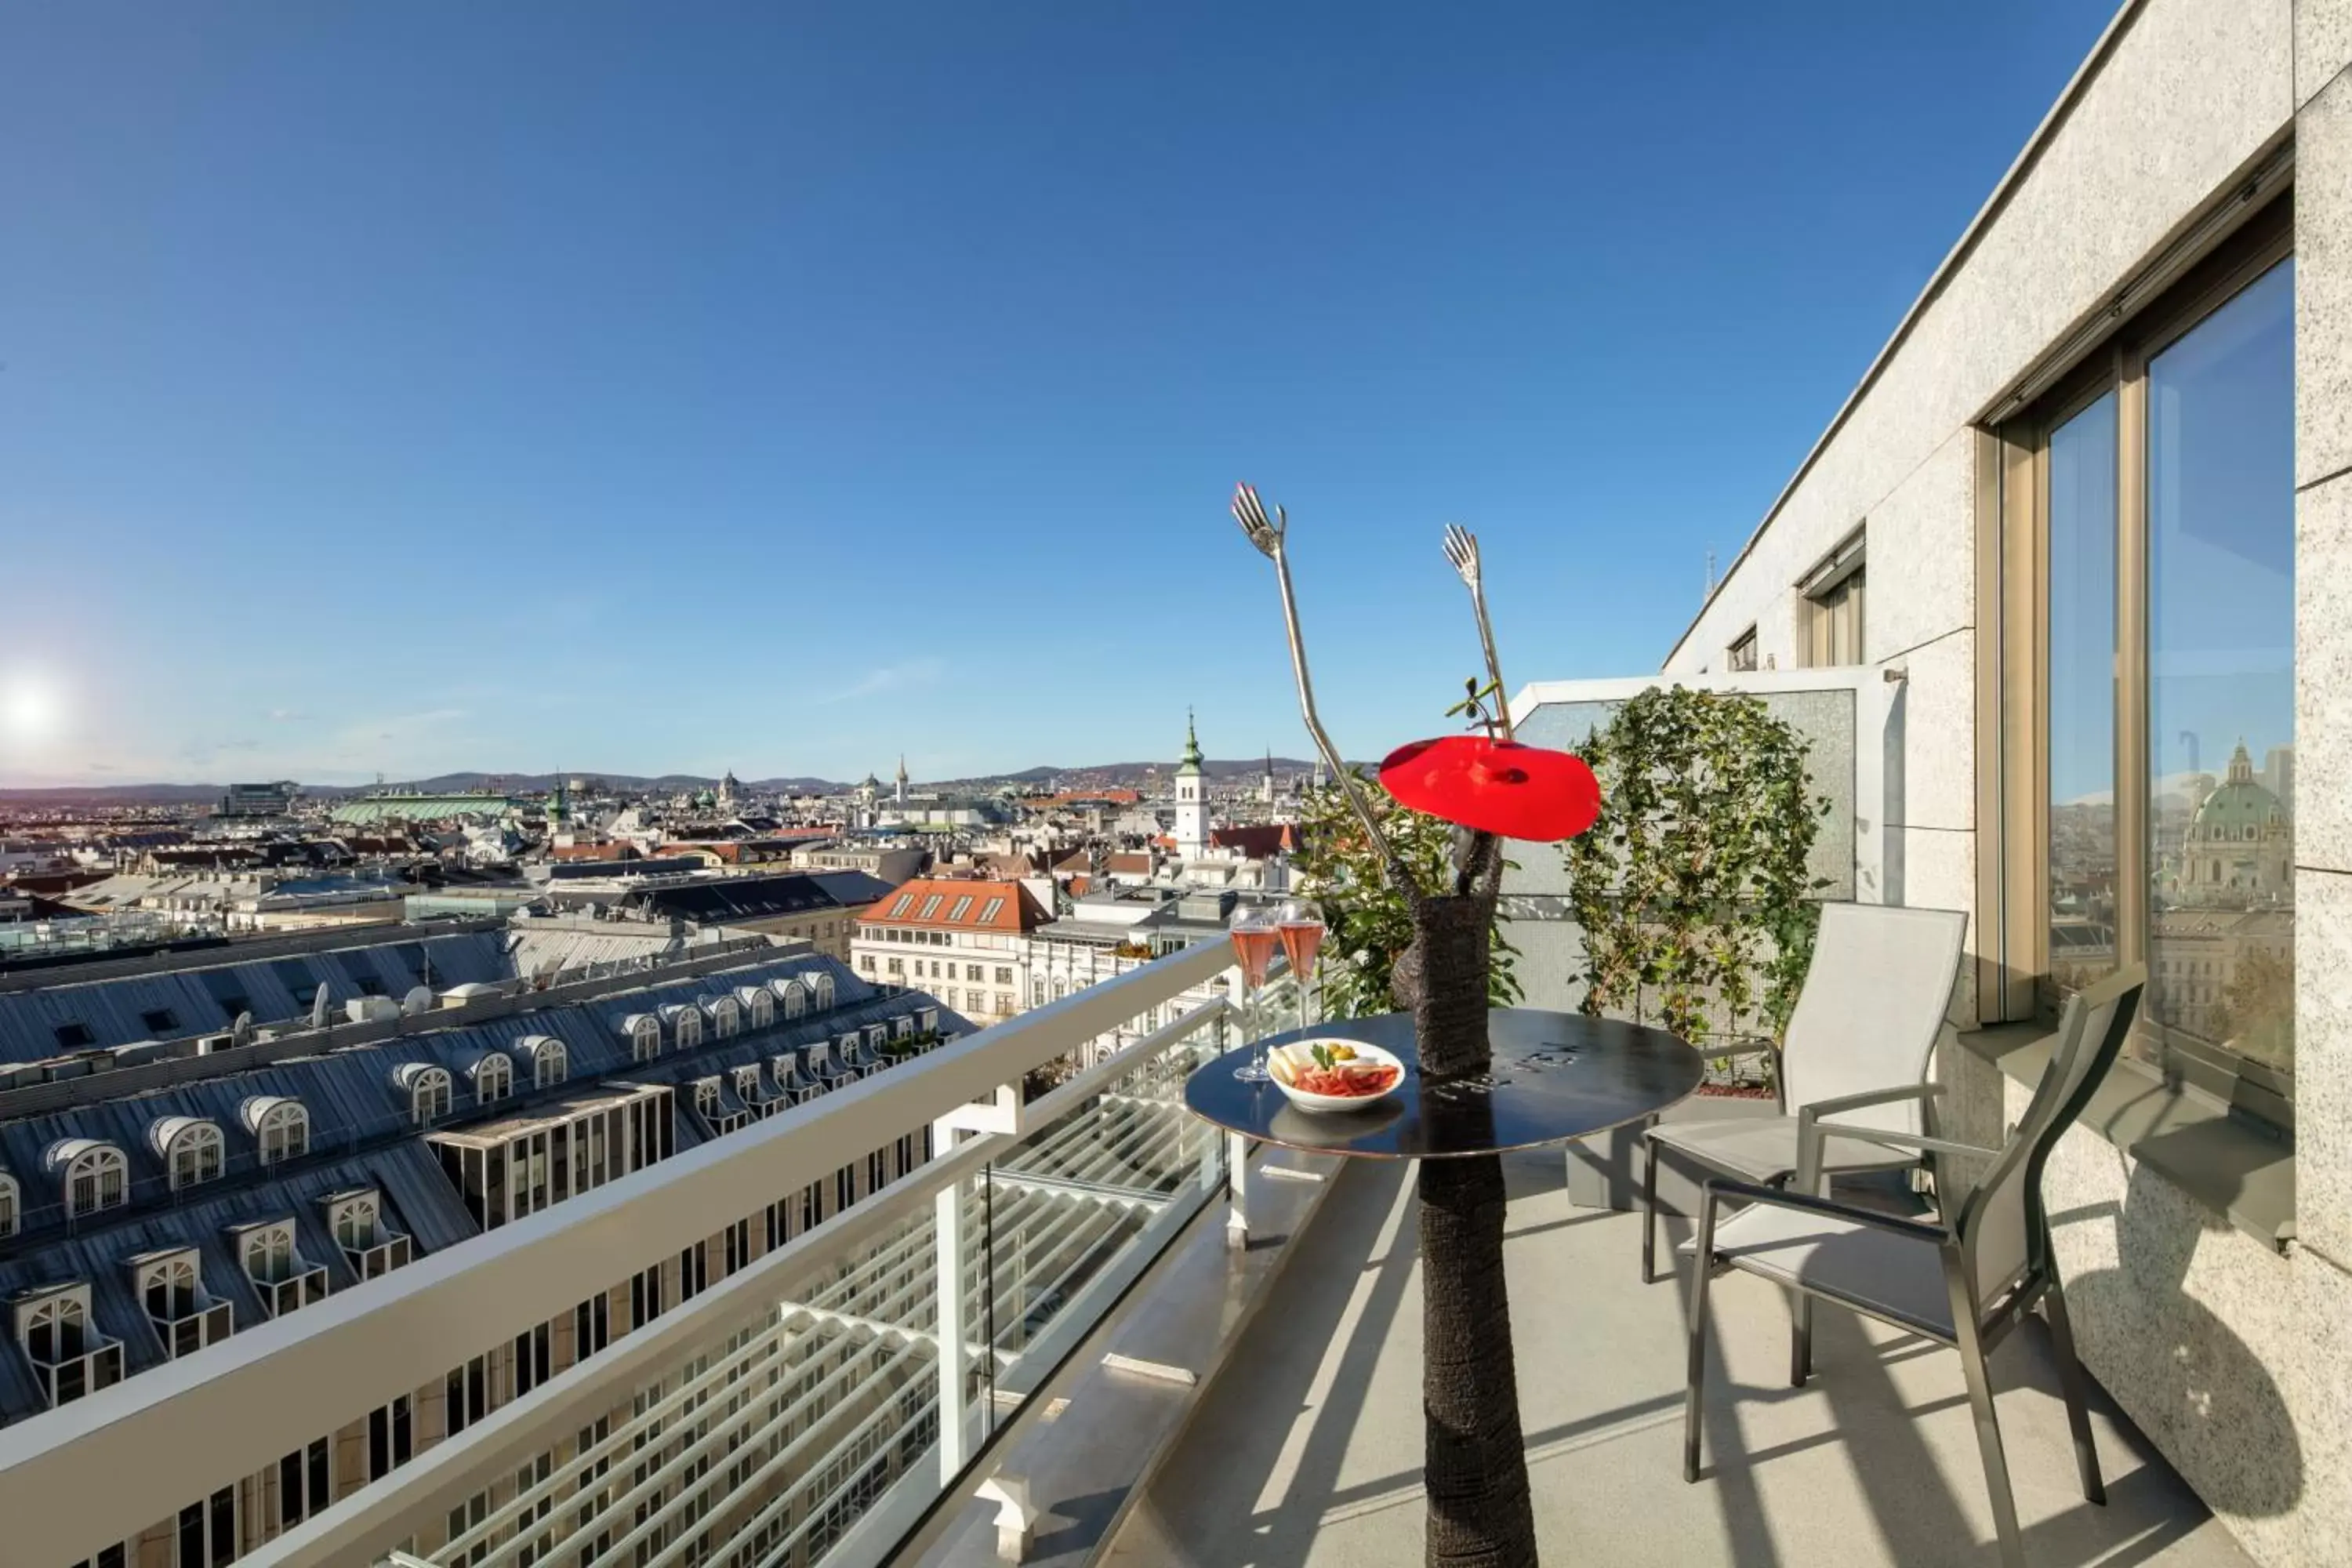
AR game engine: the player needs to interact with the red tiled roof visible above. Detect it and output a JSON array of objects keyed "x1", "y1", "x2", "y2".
[
  {"x1": 1210, "y1": 823, "x2": 1302, "y2": 857},
  {"x1": 860, "y1": 877, "x2": 1051, "y2": 934}
]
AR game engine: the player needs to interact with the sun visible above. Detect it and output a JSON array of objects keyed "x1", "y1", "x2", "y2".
[{"x1": 2, "y1": 670, "x2": 61, "y2": 742}]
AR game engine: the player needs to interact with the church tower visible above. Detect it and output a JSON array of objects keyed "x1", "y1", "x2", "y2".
[
  {"x1": 895, "y1": 754, "x2": 909, "y2": 805},
  {"x1": 1261, "y1": 748, "x2": 1276, "y2": 804},
  {"x1": 1174, "y1": 711, "x2": 1210, "y2": 858}
]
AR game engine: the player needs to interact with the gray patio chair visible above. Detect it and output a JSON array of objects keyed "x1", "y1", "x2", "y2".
[
  {"x1": 1680, "y1": 964, "x2": 2146, "y2": 1568},
  {"x1": 1640, "y1": 902, "x2": 1968, "y2": 1283}
]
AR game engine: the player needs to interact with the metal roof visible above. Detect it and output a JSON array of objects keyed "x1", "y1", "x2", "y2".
[
  {"x1": 0, "y1": 949, "x2": 961, "y2": 1425},
  {"x1": 0, "y1": 930, "x2": 517, "y2": 1064}
]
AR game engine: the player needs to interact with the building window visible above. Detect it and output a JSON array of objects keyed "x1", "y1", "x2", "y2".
[
  {"x1": 1727, "y1": 626, "x2": 1759, "y2": 672},
  {"x1": 406, "y1": 1065, "x2": 453, "y2": 1123},
  {"x1": 277, "y1": 1437, "x2": 331, "y2": 1529},
  {"x1": 947, "y1": 895, "x2": 973, "y2": 922},
  {"x1": 136, "y1": 1250, "x2": 232, "y2": 1359},
  {"x1": 157, "y1": 1120, "x2": 225, "y2": 1190},
  {"x1": 995, "y1": 993, "x2": 1013, "y2": 1014},
  {"x1": 472, "y1": 1052, "x2": 513, "y2": 1105},
  {"x1": 994, "y1": 966, "x2": 1013, "y2": 985},
  {"x1": 626, "y1": 1014, "x2": 662, "y2": 1061},
  {"x1": 978, "y1": 898, "x2": 1004, "y2": 924},
  {"x1": 140, "y1": 1007, "x2": 180, "y2": 1034},
  {"x1": 238, "y1": 1221, "x2": 328, "y2": 1317},
  {"x1": 528, "y1": 1036, "x2": 568, "y2": 1088},
  {"x1": 1995, "y1": 206, "x2": 2295, "y2": 1120},
  {"x1": 918, "y1": 895, "x2": 943, "y2": 920},
  {"x1": 887, "y1": 956, "x2": 903, "y2": 975},
  {"x1": 0, "y1": 1172, "x2": 15, "y2": 1239},
  {"x1": 1797, "y1": 531, "x2": 1865, "y2": 666},
  {"x1": 246, "y1": 1098, "x2": 310, "y2": 1165},
  {"x1": 54, "y1": 1142, "x2": 128, "y2": 1218},
  {"x1": 53, "y1": 1022, "x2": 95, "y2": 1049},
  {"x1": 16, "y1": 1285, "x2": 122, "y2": 1407},
  {"x1": 176, "y1": 1486, "x2": 238, "y2": 1568}
]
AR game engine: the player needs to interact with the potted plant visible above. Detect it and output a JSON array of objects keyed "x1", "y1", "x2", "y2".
[{"x1": 1559, "y1": 684, "x2": 1828, "y2": 1210}]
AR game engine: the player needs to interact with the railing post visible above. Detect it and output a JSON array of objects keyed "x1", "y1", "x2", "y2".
[
  {"x1": 934, "y1": 1117, "x2": 967, "y2": 1483},
  {"x1": 1225, "y1": 1131, "x2": 1250, "y2": 1248}
]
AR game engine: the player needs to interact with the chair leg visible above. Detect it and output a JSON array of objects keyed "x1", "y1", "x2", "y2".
[
  {"x1": 2043, "y1": 1265, "x2": 2106, "y2": 1504},
  {"x1": 1683, "y1": 1184, "x2": 1723, "y2": 1484},
  {"x1": 1789, "y1": 1291, "x2": 1813, "y2": 1388},
  {"x1": 1642, "y1": 1131, "x2": 1661, "y2": 1283},
  {"x1": 1948, "y1": 1272, "x2": 2024, "y2": 1568}
]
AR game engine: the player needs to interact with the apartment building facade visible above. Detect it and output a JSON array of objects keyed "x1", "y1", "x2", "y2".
[{"x1": 1659, "y1": 4, "x2": 2351, "y2": 1560}]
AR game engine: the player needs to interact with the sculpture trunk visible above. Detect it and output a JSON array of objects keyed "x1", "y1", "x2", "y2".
[{"x1": 1396, "y1": 888, "x2": 1538, "y2": 1568}]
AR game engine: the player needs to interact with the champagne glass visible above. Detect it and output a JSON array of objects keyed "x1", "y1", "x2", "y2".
[
  {"x1": 1228, "y1": 909, "x2": 1279, "y2": 1081},
  {"x1": 1276, "y1": 898, "x2": 1325, "y2": 1033}
]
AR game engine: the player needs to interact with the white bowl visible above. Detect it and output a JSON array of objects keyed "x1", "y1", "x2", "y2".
[{"x1": 1266, "y1": 1039, "x2": 1406, "y2": 1114}]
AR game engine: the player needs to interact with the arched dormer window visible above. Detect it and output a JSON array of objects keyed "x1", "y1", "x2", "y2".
[
  {"x1": 739, "y1": 985, "x2": 775, "y2": 1029},
  {"x1": 240, "y1": 1097, "x2": 309, "y2": 1166},
  {"x1": 662, "y1": 1004, "x2": 703, "y2": 1051},
  {"x1": 701, "y1": 995, "x2": 741, "y2": 1040},
  {"x1": 149, "y1": 1116, "x2": 224, "y2": 1190},
  {"x1": 46, "y1": 1140, "x2": 128, "y2": 1219},
  {"x1": 619, "y1": 1013, "x2": 662, "y2": 1062},
  {"x1": 811, "y1": 971, "x2": 836, "y2": 1011},
  {"x1": 471, "y1": 1052, "x2": 513, "y2": 1105},
  {"x1": 396, "y1": 1063, "x2": 454, "y2": 1125},
  {"x1": 517, "y1": 1034, "x2": 568, "y2": 1088},
  {"x1": 0, "y1": 1171, "x2": 18, "y2": 1238},
  {"x1": 776, "y1": 978, "x2": 807, "y2": 1019}
]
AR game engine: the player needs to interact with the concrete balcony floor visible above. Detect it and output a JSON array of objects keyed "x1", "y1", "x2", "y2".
[{"x1": 1103, "y1": 1151, "x2": 2252, "y2": 1568}]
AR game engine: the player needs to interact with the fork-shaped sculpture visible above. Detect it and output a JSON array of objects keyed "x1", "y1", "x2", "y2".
[
  {"x1": 1443, "y1": 523, "x2": 1514, "y2": 741},
  {"x1": 1231, "y1": 482, "x2": 1416, "y2": 899}
]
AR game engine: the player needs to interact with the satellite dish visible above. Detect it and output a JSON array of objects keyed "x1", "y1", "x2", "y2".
[
  {"x1": 401, "y1": 986, "x2": 434, "y2": 1017},
  {"x1": 310, "y1": 984, "x2": 332, "y2": 1028},
  {"x1": 230, "y1": 1011, "x2": 254, "y2": 1047}
]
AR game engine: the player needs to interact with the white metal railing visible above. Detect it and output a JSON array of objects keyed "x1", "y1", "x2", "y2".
[{"x1": 0, "y1": 940, "x2": 1250, "y2": 1568}]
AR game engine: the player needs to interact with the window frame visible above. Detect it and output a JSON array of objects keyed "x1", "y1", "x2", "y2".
[{"x1": 1984, "y1": 193, "x2": 2295, "y2": 1127}]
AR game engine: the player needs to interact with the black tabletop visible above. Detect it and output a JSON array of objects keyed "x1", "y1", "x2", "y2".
[{"x1": 1183, "y1": 1007, "x2": 1704, "y2": 1160}]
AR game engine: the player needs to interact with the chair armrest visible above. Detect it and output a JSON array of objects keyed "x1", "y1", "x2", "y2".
[
  {"x1": 1794, "y1": 1083, "x2": 1946, "y2": 1192},
  {"x1": 1690, "y1": 1178, "x2": 1949, "y2": 1268},
  {"x1": 1809, "y1": 1126, "x2": 2002, "y2": 1163}
]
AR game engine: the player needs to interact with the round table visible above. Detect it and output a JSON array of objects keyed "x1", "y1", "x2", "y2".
[
  {"x1": 1183, "y1": 1007, "x2": 1703, "y2": 1568},
  {"x1": 1184, "y1": 1006, "x2": 1704, "y2": 1160}
]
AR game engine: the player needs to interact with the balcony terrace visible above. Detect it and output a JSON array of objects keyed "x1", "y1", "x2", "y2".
[{"x1": 0, "y1": 935, "x2": 2250, "y2": 1568}]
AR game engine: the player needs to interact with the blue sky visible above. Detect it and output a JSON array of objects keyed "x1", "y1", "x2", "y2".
[{"x1": 0, "y1": 1, "x2": 2122, "y2": 787}]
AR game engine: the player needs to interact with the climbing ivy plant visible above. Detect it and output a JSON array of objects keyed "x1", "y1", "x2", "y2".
[
  {"x1": 1562, "y1": 685, "x2": 1829, "y2": 1051},
  {"x1": 1293, "y1": 772, "x2": 1522, "y2": 1020}
]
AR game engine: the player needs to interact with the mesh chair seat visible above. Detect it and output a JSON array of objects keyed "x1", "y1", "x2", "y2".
[
  {"x1": 1648, "y1": 1115, "x2": 1916, "y2": 1185},
  {"x1": 1679, "y1": 1203, "x2": 1955, "y2": 1340}
]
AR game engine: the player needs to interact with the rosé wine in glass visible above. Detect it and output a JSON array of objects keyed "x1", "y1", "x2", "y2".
[
  {"x1": 1277, "y1": 900, "x2": 1325, "y2": 1032},
  {"x1": 1229, "y1": 921, "x2": 1279, "y2": 989},
  {"x1": 1229, "y1": 913, "x2": 1279, "y2": 1081}
]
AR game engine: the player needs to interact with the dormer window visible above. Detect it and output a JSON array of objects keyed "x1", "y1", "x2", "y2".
[
  {"x1": 151, "y1": 1117, "x2": 225, "y2": 1190},
  {"x1": 621, "y1": 1013, "x2": 662, "y2": 1062},
  {"x1": 740, "y1": 986, "x2": 775, "y2": 1029},
  {"x1": 234, "y1": 1220, "x2": 328, "y2": 1318},
  {"x1": 0, "y1": 1171, "x2": 16, "y2": 1240},
  {"x1": 518, "y1": 1034, "x2": 568, "y2": 1088},
  {"x1": 325, "y1": 1189, "x2": 412, "y2": 1280},
  {"x1": 706, "y1": 996, "x2": 742, "y2": 1039},
  {"x1": 53, "y1": 1021, "x2": 96, "y2": 1050},
  {"x1": 48, "y1": 1139, "x2": 128, "y2": 1219},
  {"x1": 131, "y1": 1248, "x2": 233, "y2": 1359},
  {"x1": 471, "y1": 1052, "x2": 513, "y2": 1105},
  {"x1": 241, "y1": 1097, "x2": 309, "y2": 1166},
  {"x1": 811, "y1": 971, "x2": 836, "y2": 1010},
  {"x1": 397, "y1": 1063, "x2": 454, "y2": 1125},
  {"x1": 777, "y1": 978, "x2": 808, "y2": 1019},
  {"x1": 13, "y1": 1283, "x2": 122, "y2": 1407},
  {"x1": 666, "y1": 1005, "x2": 704, "y2": 1051}
]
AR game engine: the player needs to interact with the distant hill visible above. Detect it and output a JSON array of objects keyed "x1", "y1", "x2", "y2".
[{"x1": 2, "y1": 757, "x2": 1341, "y2": 808}]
